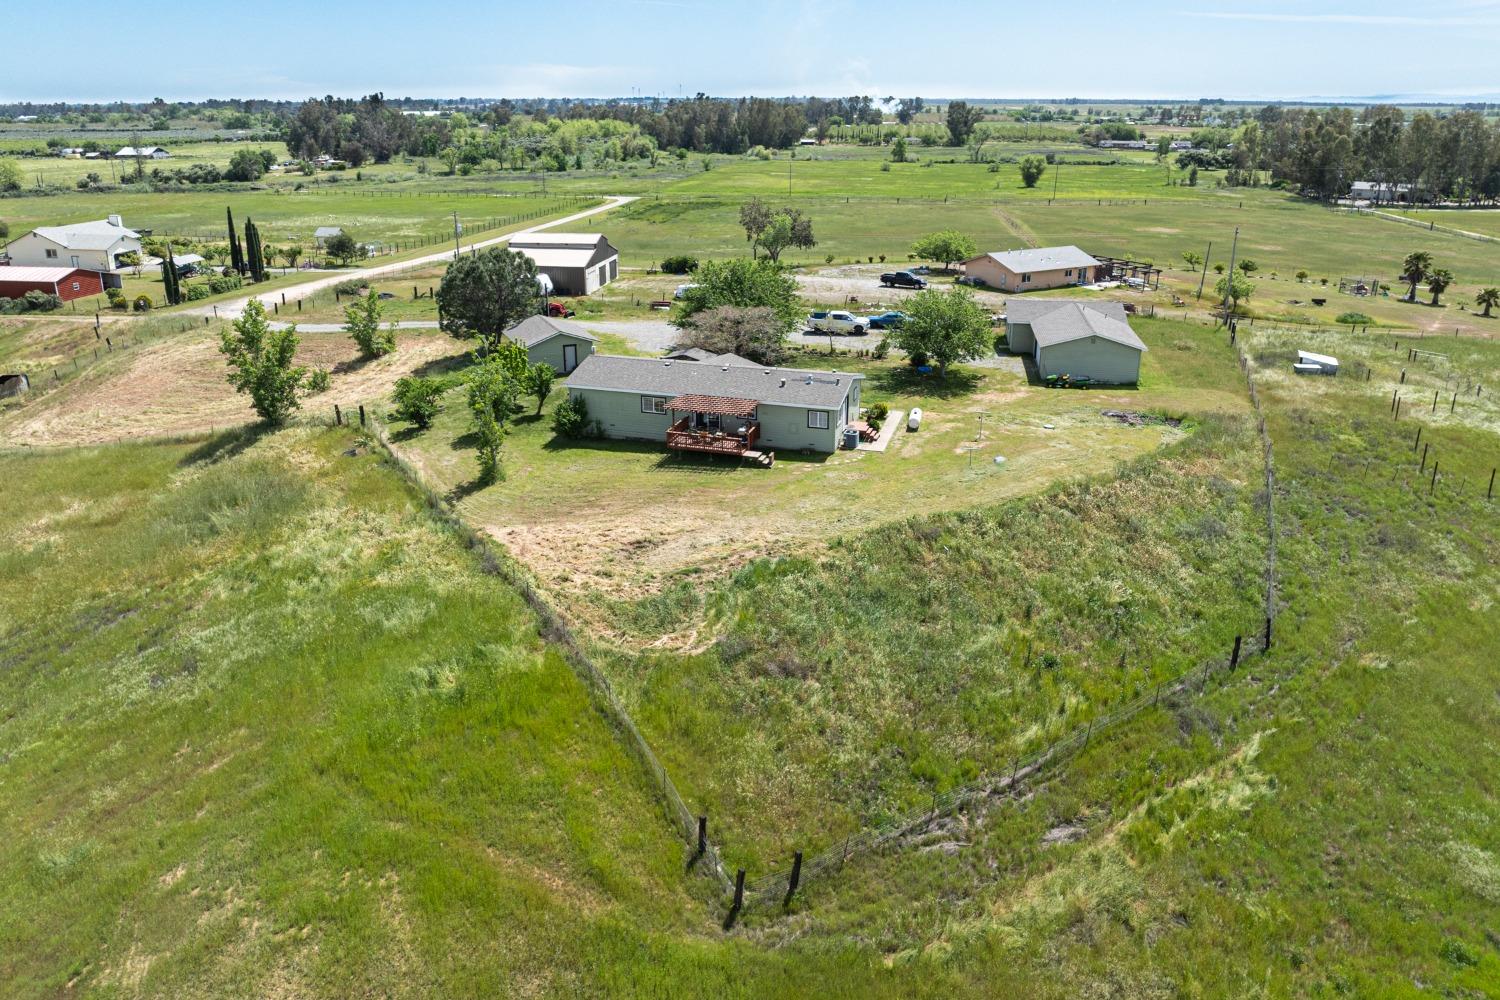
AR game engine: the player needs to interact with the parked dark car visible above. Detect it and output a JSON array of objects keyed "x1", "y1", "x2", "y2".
[
  {"x1": 879, "y1": 271, "x2": 928, "y2": 289},
  {"x1": 867, "y1": 311, "x2": 908, "y2": 329}
]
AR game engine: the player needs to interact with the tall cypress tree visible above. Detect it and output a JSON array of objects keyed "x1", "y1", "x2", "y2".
[
  {"x1": 226, "y1": 207, "x2": 243, "y2": 274},
  {"x1": 162, "y1": 245, "x2": 179, "y2": 305}
]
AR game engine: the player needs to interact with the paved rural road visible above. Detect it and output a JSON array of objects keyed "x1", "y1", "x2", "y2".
[{"x1": 199, "y1": 195, "x2": 638, "y2": 321}]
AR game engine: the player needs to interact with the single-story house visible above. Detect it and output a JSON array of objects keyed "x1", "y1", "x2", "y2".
[
  {"x1": 1349, "y1": 180, "x2": 1413, "y2": 204},
  {"x1": 662, "y1": 347, "x2": 756, "y2": 366},
  {"x1": 508, "y1": 233, "x2": 619, "y2": 296},
  {"x1": 1004, "y1": 299, "x2": 1147, "y2": 384},
  {"x1": 962, "y1": 246, "x2": 1100, "y2": 292},
  {"x1": 3, "y1": 215, "x2": 140, "y2": 283},
  {"x1": 1098, "y1": 139, "x2": 1149, "y2": 150},
  {"x1": 503, "y1": 315, "x2": 598, "y2": 374},
  {"x1": 314, "y1": 226, "x2": 344, "y2": 247},
  {"x1": 564, "y1": 354, "x2": 863, "y2": 454},
  {"x1": 0, "y1": 266, "x2": 105, "y2": 303},
  {"x1": 115, "y1": 146, "x2": 170, "y2": 159}
]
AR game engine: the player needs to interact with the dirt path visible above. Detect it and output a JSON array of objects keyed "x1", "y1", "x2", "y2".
[{"x1": 189, "y1": 195, "x2": 637, "y2": 320}]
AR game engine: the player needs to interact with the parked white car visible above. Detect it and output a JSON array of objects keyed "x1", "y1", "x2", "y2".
[
  {"x1": 674, "y1": 283, "x2": 699, "y2": 299},
  {"x1": 807, "y1": 310, "x2": 871, "y2": 335}
]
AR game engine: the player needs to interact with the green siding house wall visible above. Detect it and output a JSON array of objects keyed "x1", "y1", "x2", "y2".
[
  {"x1": 526, "y1": 334, "x2": 594, "y2": 375},
  {"x1": 1035, "y1": 336, "x2": 1142, "y2": 384},
  {"x1": 567, "y1": 389, "x2": 853, "y2": 453}
]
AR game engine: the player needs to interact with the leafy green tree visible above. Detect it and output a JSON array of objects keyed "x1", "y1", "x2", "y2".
[
  {"x1": 1018, "y1": 155, "x2": 1047, "y2": 188},
  {"x1": 527, "y1": 362, "x2": 556, "y2": 414},
  {"x1": 891, "y1": 287, "x2": 992, "y2": 378},
  {"x1": 0, "y1": 158, "x2": 22, "y2": 192},
  {"x1": 1427, "y1": 268, "x2": 1453, "y2": 306},
  {"x1": 910, "y1": 230, "x2": 978, "y2": 271},
  {"x1": 945, "y1": 101, "x2": 984, "y2": 145},
  {"x1": 284, "y1": 246, "x2": 302, "y2": 269},
  {"x1": 225, "y1": 148, "x2": 266, "y2": 182},
  {"x1": 739, "y1": 197, "x2": 771, "y2": 256},
  {"x1": 1237, "y1": 258, "x2": 1258, "y2": 275},
  {"x1": 1296, "y1": 269, "x2": 1309, "y2": 282},
  {"x1": 218, "y1": 300, "x2": 313, "y2": 425},
  {"x1": 1476, "y1": 287, "x2": 1500, "y2": 317},
  {"x1": 465, "y1": 359, "x2": 522, "y2": 484},
  {"x1": 674, "y1": 305, "x2": 789, "y2": 366},
  {"x1": 755, "y1": 209, "x2": 816, "y2": 263},
  {"x1": 1181, "y1": 251, "x2": 1204, "y2": 271},
  {"x1": 324, "y1": 232, "x2": 360, "y2": 265},
  {"x1": 1215, "y1": 272, "x2": 1254, "y2": 313},
  {"x1": 891, "y1": 137, "x2": 908, "y2": 163},
  {"x1": 345, "y1": 289, "x2": 395, "y2": 358},
  {"x1": 436, "y1": 247, "x2": 539, "y2": 350},
  {"x1": 673, "y1": 257, "x2": 801, "y2": 335},
  {"x1": 1401, "y1": 250, "x2": 1433, "y2": 302},
  {"x1": 391, "y1": 375, "x2": 443, "y2": 429}
]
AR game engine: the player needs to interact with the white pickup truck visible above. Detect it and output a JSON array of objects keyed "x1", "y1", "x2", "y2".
[{"x1": 807, "y1": 310, "x2": 871, "y2": 335}]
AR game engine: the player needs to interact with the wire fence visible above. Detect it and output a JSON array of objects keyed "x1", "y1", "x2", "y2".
[
  {"x1": 151, "y1": 198, "x2": 600, "y2": 256},
  {"x1": 350, "y1": 411, "x2": 734, "y2": 894},
  {"x1": 1341, "y1": 206, "x2": 1500, "y2": 245},
  {"x1": 733, "y1": 335, "x2": 1283, "y2": 910}
]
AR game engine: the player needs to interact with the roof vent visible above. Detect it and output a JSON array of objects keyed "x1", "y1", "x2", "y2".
[
  {"x1": 778, "y1": 378, "x2": 786, "y2": 388},
  {"x1": 721, "y1": 365, "x2": 729, "y2": 371},
  {"x1": 663, "y1": 360, "x2": 672, "y2": 366},
  {"x1": 107, "y1": 214, "x2": 123, "y2": 228}
]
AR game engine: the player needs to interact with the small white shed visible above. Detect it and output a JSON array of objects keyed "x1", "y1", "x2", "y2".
[{"x1": 1296, "y1": 350, "x2": 1339, "y2": 375}]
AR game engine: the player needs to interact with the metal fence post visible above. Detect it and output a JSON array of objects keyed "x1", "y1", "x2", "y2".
[{"x1": 785, "y1": 852, "x2": 803, "y2": 908}]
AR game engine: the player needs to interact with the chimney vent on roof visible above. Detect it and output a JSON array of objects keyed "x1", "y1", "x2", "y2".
[
  {"x1": 107, "y1": 214, "x2": 123, "y2": 228},
  {"x1": 778, "y1": 378, "x2": 785, "y2": 387}
]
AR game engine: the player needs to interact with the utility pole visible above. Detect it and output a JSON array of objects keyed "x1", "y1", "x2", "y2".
[
  {"x1": 1220, "y1": 227, "x2": 1240, "y2": 324},
  {"x1": 1196, "y1": 240, "x2": 1212, "y2": 300},
  {"x1": 452, "y1": 212, "x2": 462, "y2": 259}
]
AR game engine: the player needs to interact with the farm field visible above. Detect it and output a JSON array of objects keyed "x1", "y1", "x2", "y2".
[
  {"x1": 1388, "y1": 206, "x2": 1500, "y2": 239},
  {"x1": 6, "y1": 126, "x2": 1500, "y2": 998}
]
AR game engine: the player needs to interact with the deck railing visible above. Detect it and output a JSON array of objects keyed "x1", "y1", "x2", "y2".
[{"x1": 666, "y1": 418, "x2": 759, "y2": 455}]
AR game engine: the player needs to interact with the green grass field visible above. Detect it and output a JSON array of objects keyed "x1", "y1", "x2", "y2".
[{"x1": 6, "y1": 136, "x2": 1500, "y2": 996}]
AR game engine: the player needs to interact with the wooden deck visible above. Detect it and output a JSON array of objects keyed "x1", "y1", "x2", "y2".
[{"x1": 666, "y1": 418, "x2": 760, "y2": 456}]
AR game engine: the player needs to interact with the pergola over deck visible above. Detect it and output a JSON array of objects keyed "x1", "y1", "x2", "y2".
[{"x1": 665, "y1": 394, "x2": 761, "y2": 456}]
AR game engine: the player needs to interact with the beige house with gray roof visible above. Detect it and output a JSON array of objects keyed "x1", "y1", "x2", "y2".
[
  {"x1": 962, "y1": 245, "x2": 1100, "y2": 292},
  {"x1": 1004, "y1": 300, "x2": 1146, "y2": 384}
]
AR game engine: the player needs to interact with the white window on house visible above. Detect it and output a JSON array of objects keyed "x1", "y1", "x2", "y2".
[
  {"x1": 641, "y1": 396, "x2": 668, "y2": 414},
  {"x1": 71, "y1": 282, "x2": 80, "y2": 291},
  {"x1": 808, "y1": 410, "x2": 829, "y2": 429},
  {"x1": 1021, "y1": 272, "x2": 1032, "y2": 283},
  {"x1": 1064, "y1": 269, "x2": 1072, "y2": 277},
  {"x1": 45, "y1": 248, "x2": 58, "y2": 259}
]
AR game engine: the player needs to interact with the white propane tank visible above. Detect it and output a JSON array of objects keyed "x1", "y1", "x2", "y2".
[{"x1": 907, "y1": 407, "x2": 923, "y2": 431}]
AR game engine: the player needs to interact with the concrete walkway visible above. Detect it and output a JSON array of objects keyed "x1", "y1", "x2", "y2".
[{"x1": 191, "y1": 195, "x2": 637, "y2": 321}]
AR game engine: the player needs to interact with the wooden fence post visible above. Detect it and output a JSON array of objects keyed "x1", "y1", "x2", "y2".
[
  {"x1": 1230, "y1": 634, "x2": 1242, "y2": 671},
  {"x1": 334, "y1": 404, "x2": 342, "y2": 426},
  {"x1": 1420, "y1": 442, "x2": 1430, "y2": 472},
  {"x1": 1431, "y1": 461, "x2": 1439, "y2": 495},
  {"x1": 358, "y1": 404, "x2": 366, "y2": 427},
  {"x1": 1264, "y1": 616, "x2": 1272, "y2": 652},
  {"x1": 697, "y1": 816, "x2": 707, "y2": 856},
  {"x1": 1488, "y1": 468, "x2": 1495, "y2": 500},
  {"x1": 785, "y1": 852, "x2": 803, "y2": 908},
  {"x1": 1414, "y1": 426, "x2": 1422, "y2": 451}
]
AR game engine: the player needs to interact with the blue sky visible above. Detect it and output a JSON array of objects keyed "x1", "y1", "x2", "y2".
[{"x1": 7, "y1": 0, "x2": 1500, "y2": 103}]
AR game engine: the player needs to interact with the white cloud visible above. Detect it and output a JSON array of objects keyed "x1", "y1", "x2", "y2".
[{"x1": 1181, "y1": 9, "x2": 1500, "y2": 25}]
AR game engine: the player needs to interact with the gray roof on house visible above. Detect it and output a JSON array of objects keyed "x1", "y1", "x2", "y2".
[
  {"x1": 972, "y1": 245, "x2": 1100, "y2": 273},
  {"x1": 663, "y1": 347, "x2": 756, "y2": 366},
  {"x1": 566, "y1": 354, "x2": 861, "y2": 409},
  {"x1": 1012, "y1": 300, "x2": 1146, "y2": 352},
  {"x1": 314, "y1": 226, "x2": 344, "y2": 238},
  {"x1": 28, "y1": 218, "x2": 139, "y2": 250},
  {"x1": 504, "y1": 314, "x2": 599, "y2": 348}
]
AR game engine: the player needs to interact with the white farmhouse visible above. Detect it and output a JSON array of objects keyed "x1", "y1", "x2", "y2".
[{"x1": 3, "y1": 215, "x2": 142, "y2": 283}]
